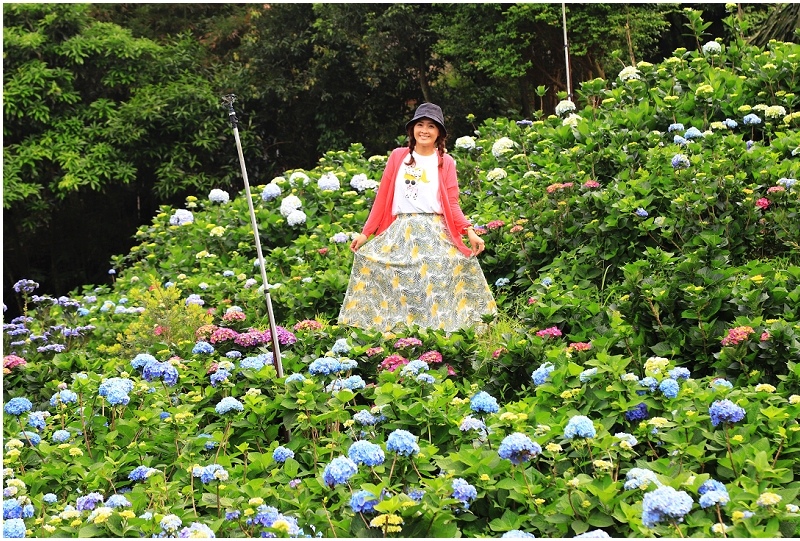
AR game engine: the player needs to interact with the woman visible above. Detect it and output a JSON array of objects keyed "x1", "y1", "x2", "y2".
[{"x1": 338, "y1": 102, "x2": 497, "y2": 332}]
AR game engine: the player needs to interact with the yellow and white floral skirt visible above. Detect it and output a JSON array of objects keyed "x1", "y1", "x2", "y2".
[{"x1": 338, "y1": 214, "x2": 497, "y2": 332}]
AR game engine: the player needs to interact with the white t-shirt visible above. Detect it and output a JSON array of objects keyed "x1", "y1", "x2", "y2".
[{"x1": 392, "y1": 151, "x2": 442, "y2": 215}]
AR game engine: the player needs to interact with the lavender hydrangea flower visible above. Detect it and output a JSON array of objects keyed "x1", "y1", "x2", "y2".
[
  {"x1": 322, "y1": 456, "x2": 358, "y2": 487},
  {"x1": 452, "y1": 478, "x2": 477, "y2": 504},
  {"x1": 564, "y1": 416, "x2": 596, "y2": 439},
  {"x1": 671, "y1": 154, "x2": 690, "y2": 169},
  {"x1": 709, "y1": 399, "x2": 745, "y2": 427},
  {"x1": 635, "y1": 208, "x2": 649, "y2": 218},
  {"x1": 498, "y1": 433, "x2": 542, "y2": 465},
  {"x1": 623, "y1": 468, "x2": 662, "y2": 490},
  {"x1": 179, "y1": 523, "x2": 216, "y2": 538},
  {"x1": 129, "y1": 465, "x2": 159, "y2": 482},
  {"x1": 641, "y1": 486, "x2": 694, "y2": 528},
  {"x1": 743, "y1": 113, "x2": 761, "y2": 126},
  {"x1": 76, "y1": 492, "x2": 104, "y2": 511},
  {"x1": 459, "y1": 416, "x2": 486, "y2": 432}
]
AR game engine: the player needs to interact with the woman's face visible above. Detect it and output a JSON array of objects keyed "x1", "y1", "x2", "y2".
[{"x1": 413, "y1": 119, "x2": 440, "y2": 147}]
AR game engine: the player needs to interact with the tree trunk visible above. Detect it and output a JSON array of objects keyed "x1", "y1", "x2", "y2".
[
  {"x1": 749, "y1": 4, "x2": 800, "y2": 48},
  {"x1": 417, "y1": 53, "x2": 432, "y2": 103}
]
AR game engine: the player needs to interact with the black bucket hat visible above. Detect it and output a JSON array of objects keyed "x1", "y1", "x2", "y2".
[{"x1": 405, "y1": 102, "x2": 447, "y2": 137}]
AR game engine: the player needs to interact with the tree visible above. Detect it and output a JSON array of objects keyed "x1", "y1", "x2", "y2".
[{"x1": 3, "y1": 3, "x2": 240, "y2": 312}]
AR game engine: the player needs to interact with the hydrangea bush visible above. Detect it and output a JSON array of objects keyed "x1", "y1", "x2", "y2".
[{"x1": 3, "y1": 20, "x2": 800, "y2": 539}]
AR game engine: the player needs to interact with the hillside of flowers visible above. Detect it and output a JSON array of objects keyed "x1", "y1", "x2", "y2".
[{"x1": 3, "y1": 28, "x2": 800, "y2": 539}]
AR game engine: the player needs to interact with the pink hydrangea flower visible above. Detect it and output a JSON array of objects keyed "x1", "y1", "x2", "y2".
[
  {"x1": 766, "y1": 186, "x2": 785, "y2": 194},
  {"x1": 394, "y1": 337, "x2": 423, "y2": 349},
  {"x1": 486, "y1": 220, "x2": 505, "y2": 230},
  {"x1": 760, "y1": 331, "x2": 770, "y2": 341},
  {"x1": 3, "y1": 355, "x2": 26, "y2": 372},
  {"x1": 721, "y1": 326, "x2": 754, "y2": 346},
  {"x1": 569, "y1": 342, "x2": 592, "y2": 352},
  {"x1": 755, "y1": 198, "x2": 770, "y2": 210},
  {"x1": 419, "y1": 350, "x2": 443, "y2": 364},
  {"x1": 536, "y1": 326, "x2": 562, "y2": 338},
  {"x1": 365, "y1": 347, "x2": 384, "y2": 357},
  {"x1": 379, "y1": 354, "x2": 409, "y2": 372},
  {"x1": 210, "y1": 327, "x2": 239, "y2": 343},
  {"x1": 294, "y1": 320, "x2": 323, "y2": 332},
  {"x1": 583, "y1": 180, "x2": 600, "y2": 188}
]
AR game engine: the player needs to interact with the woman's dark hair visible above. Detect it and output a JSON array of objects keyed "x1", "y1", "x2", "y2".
[{"x1": 405, "y1": 121, "x2": 447, "y2": 168}]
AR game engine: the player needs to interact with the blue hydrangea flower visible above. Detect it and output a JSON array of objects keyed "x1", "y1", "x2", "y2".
[
  {"x1": 710, "y1": 378, "x2": 733, "y2": 391},
  {"x1": 635, "y1": 208, "x2": 649, "y2": 218},
  {"x1": 4, "y1": 397, "x2": 32, "y2": 416},
  {"x1": 698, "y1": 479, "x2": 727, "y2": 495},
  {"x1": 640, "y1": 377, "x2": 658, "y2": 393},
  {"x1": 129, "y1": 465, "x2": 159, "y2": 481},
  {"x1": 574, "y1": 530, "x2": 610, "y2": 538},
  {"x1": 641, "y1": 486, "x2": 694, "y2": 528},
  {"x1": 43, "y1": 493, "x2": 57, "y2": 504},
  {"x1": 699, "y1": 490, "x2": 729, "y2": 508},
  {"x1": 350, "y1": 490, "x2": 379, "y2": 514},
  {"x1": 179, "y1": 522, "x2": 216, "y2": 538},
  {"x1": 76, "y1": 492, "x2": 104, "y2": 511},
  {"x1": 261, "y1": 183, "x2": 282, "y2": 202},
  {"x1": 673, "y1": 135, "x2": 688, "y2": 145},
  {"x1": 322, "y1": 456, "x2": 358, "y2": 487},
  {"x1": 331, "y1": 338, "x2": 351, "y2": 355},
  {"x1": 353, "y1": 410, "x2": 378, "y2": 426},
  {"x1": 668, "y1": 123, "x2": 684, "y2": 133},
  {"x1": 106, "y1": 494, "x2": 132, "y2": 508},
  {"x1": 495, "y1": 277, "x2": 510, "y2": 287},
  {"x1": 470, "y1": 391, "x2": 499, "y2": 414},
  {"x1": 386, "y1": 429, "x2": 420, "y2": 456},
  {"x1": 564, "y1": 416, "x2": 596, "y2": 439},
  {"x1": 197, "y1": 433, "x2": 218, "y2": 450},
  {"x1": 671, "y1": 154, "x2": 691, "y2": 169},
  {"x1": 215, "y1": 397, "x2": 244, "y2": 415},
  {"x1": 49, "y1": 389, "x2": 78, "y2": 407},
  {"x1": 18, "y1": 431, "x2": 40, "y2": 445},
  {"x1": 27, "y1": 411, "x2": 46, "y2": 430},
  {"x1": 498, "y1": 433, "x2": 542, "y2": 465},
  {"x1": 98, "y1": 377, "x2": 133, "y2": 406},
  {"x1": 309, "y1": 357, "x2": 342, "y2": 376},
  {"x1": 723, "y1": 118, "x2": 738, "y2": 129},
  {"x1": 210, "y1": 369, "x2": 231, "y2": 387},
  {"x1": 131, "y1": 353, "x2": 157, "y2": 370},
  {"x1": 240, "y1": 355, "x2": 267, "y2": 371},
  {"x1": 659, "y1": 378, "x2": 680, "y2": 399},
  {"x1": 709, "y1": 399, "x2": 745, "y2": 427},
  {"x1": 160, "y1": 514, "x2": 182, "y2": 533},
  {"x1": 285, "y1": 373, "x2": 306, "y2": 384},
  {"x1": 623, "y1": 468, "x2": 662, "y2": 490},
  {"x1": 451, "y1": 478, "x2": 477, "y2": 503},
  {"x1": 273, "y1": 446, "x2": 295, "y2": 463},
  {"x1": 502, "y1": 531, "x2": 536, "y2": 538},
  {"x1": 579, "y1": 368, "x2": 598, "y2": 382},
  {"x1": 192, "y1": 341, "x2": 215, "y2": 355},
  {"x1": 400, "y1": 360, "x2": 429, "y2": 376},
  {"x1": 197, "y1": 464, "x2": 229, "y2": 484},
  {"x1": 459, "y1": 416, "x2": 486, "y2": 432},
  {"x1": 3, "y1": 518, "x2": 25, "y2": 538},
  {"x1": 225, "y1": 510, "x2": 240, "y2": 521},
  {"x1": 408, "y1": 488, "x2": 425, "y2": 502},
  {"x1": 541, "y1": 277, "x2": 553, "y2": 287},
  {"x1": 416, "y1": 373, "x2": 435, "y2": 384},
  {"x1": 3, "y1": 499, "x2": 23, "y2": 519},
  {"x1": 52, "y1": 429, "x2": 71, "y2": 443},
  {"x1": 777, "y1": 177, "x2": 797, "y2": 189},
  {"x1": 531, "y1": 362, "x2": 555, "y2": 386},
  {"x1": 348, "y1": 440, "x2": 385, "y2": 467},
  {"x1": 668, "y1": 367, "x2": 691, "y2": 380},
  {"x1": 684, "y1": 127, "x2": 703, "y2": 139},
  {"x1": 614, "y1": 432, "x2": 638, "y2": 448},
  {"x1": 743, "y1": 113, "x2": 761, "y2": 126}
]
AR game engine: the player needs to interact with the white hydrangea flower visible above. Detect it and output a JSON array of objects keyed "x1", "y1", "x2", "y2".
[
  {"x1": 317, "y1": 172, "x2": 340, "y2": 191},
  {"x1": 287, "y1": 209, "x2": 307, "y2": 227},
  {"x1": 279, "y1": 195, "x2": 303, "y2": 217},
  {"x1": 702, "y1": 41, "x2": 722, "y2": 55},
  {"x1": 455, "y1": 136, "x2": 476, "y2": 150},
  {"x1": 555, "y1": 100, "x2": 576, "y2": 116},
  {"x1": 208, "y1": 189, "x2": 230, "y2": 204},
  {"x1": 619, "y1": 66, "x2": 641, "y2": 82},
  {"x1": 765, "y1": 105, "x2": 787, "y2": 119},
  {"x1": 350, "y1": 173, "x2": 378, "y2": 192},
  {"x1": 562, "y1": 113, "x2": 581, "y2": 127},
  {"x1": 289, "y1": 172, "x2": 310, "y2": 186},
  {"x1": 486, "y1": 168, "x2": 507, "y2": 181},
  {"x1": 491, "y1": 137, "x2": 516, "y2": 158}
]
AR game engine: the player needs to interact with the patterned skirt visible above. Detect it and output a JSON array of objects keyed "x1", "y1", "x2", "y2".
[{"x1": 338, "y1": 214, "x2": 497, "y2": 333}]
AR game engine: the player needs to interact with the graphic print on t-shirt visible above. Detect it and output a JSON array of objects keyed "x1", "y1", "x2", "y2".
[{"x1": 403, "y1": 165, "x2": 429, "y2": 200}]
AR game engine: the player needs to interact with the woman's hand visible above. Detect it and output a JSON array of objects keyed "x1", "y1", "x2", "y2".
[
  {"x1": 467, "y1": 229, "x2": 485, "y2": 256},
  {"x1": 350, "y1": 233, "x2": 368, "y2": 253}
]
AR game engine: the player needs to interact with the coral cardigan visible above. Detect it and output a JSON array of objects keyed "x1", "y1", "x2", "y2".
[{"x1": 360, "y1": 147, "x2": 473, "y2": 257}]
